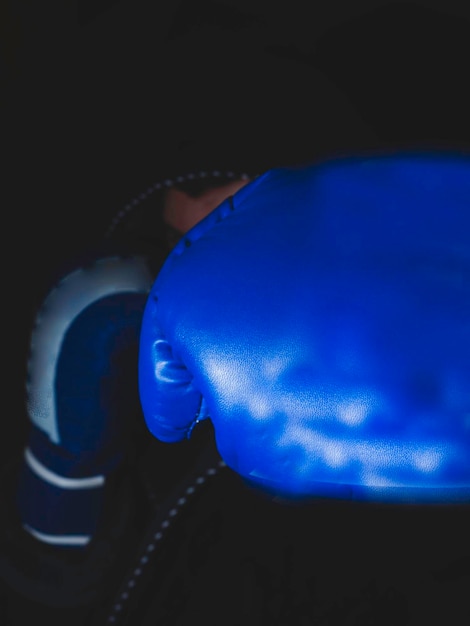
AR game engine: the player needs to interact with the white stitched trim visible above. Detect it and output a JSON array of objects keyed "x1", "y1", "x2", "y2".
[
  {"x1": 23, "y1": 523, "x2": 91, "y2": 546},
  {"x1": 105, "y1": 170, "x2": 255, "y2": 238},
  {"x1": 107, "y1": 462, "x2": 227, "y2": 623},
  {"x1": 24, "y1": 447, "x2": 105, "y2": 489}
]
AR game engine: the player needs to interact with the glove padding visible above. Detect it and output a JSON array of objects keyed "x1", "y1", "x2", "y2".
[{"x1": 139, "y1": 153, "x2": 470, "y2": 503}]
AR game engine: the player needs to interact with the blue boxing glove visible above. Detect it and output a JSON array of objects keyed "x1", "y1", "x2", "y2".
[{"x1": 139, "y1": 153, "x2": 470, "y2": 503}]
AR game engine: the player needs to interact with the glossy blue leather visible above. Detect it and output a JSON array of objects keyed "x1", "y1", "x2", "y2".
[{"x1": 139, "y1": 153, "x2": 470, "y2": 503}]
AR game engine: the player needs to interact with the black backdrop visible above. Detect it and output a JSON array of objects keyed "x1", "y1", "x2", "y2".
[{"x1": 2, "y1": 0, "x2": 470, "y2": 472}]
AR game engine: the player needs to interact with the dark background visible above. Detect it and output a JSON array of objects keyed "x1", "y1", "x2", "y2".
[{"x1": 2, "y1": 0, "x2": 470, "y2": 474}]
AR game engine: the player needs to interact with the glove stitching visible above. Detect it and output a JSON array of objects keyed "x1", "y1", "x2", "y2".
[
  {"x1": 186, "y1": 396, "x2": 208, "y2": 440},
  {"x1": 172, "y1": 191, "x2": 240, "y2": 260}
]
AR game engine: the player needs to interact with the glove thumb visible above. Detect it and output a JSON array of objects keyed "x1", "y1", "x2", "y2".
[{"x1": 138, "y1": 298, "x2": 208, "y2": 442}]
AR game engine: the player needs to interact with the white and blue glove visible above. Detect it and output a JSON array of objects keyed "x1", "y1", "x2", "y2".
[{"x1": 17, "y1": 255, "x2": 153, "y2": 546}]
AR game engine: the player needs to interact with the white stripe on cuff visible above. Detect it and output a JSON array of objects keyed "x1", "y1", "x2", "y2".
[
  {"x1": 23, "y1": 523, "x2": 91, "y2": 546},
  {"x1": 24, "y1": 447, "x2": 105, "y2": 489}
]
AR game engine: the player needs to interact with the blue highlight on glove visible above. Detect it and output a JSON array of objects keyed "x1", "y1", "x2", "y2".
[{"x1": 139, "y1": 152, "x2": 470, "y2": 503}]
